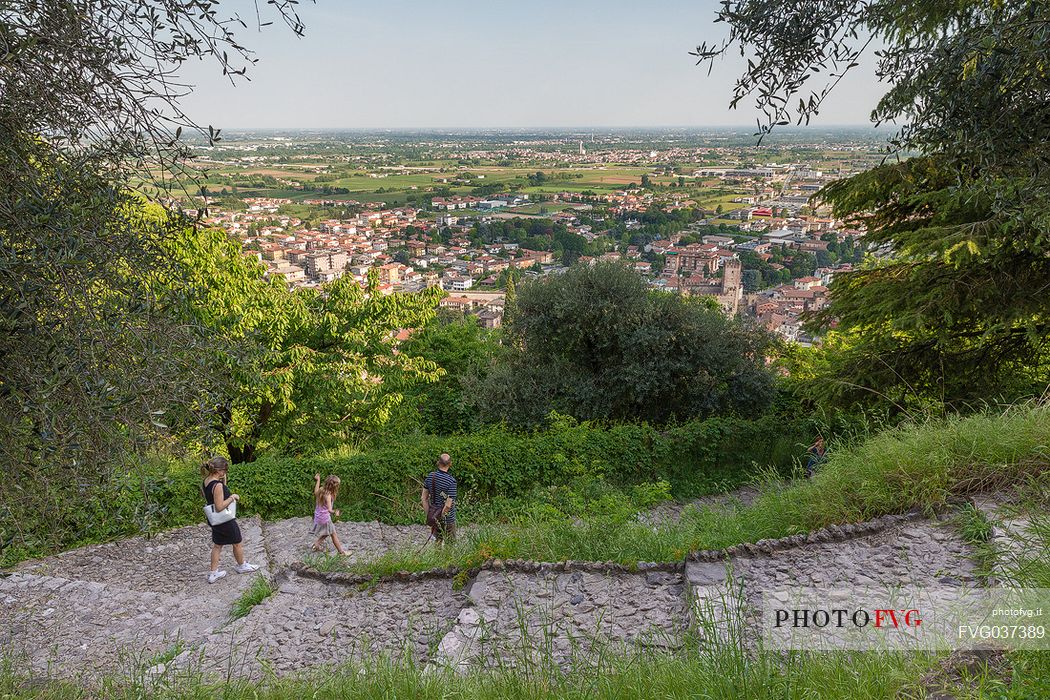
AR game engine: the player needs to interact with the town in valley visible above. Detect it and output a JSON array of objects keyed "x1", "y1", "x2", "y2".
[{"x1": 184, "y1": 127, "x2": 886, "y2": 345}]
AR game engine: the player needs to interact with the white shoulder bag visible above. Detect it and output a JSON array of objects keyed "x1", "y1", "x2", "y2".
[
  {"x1": 204, "y1": 500, "x2": 236, "y2": 526},
  {"x1": 203, "y1": 482, "x2": 237, "y2": 526}
]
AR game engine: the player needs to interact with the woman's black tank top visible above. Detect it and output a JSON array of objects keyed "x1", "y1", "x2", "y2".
[{"x1": 203, "y1": 479, "x2": 230, "y2": 506}]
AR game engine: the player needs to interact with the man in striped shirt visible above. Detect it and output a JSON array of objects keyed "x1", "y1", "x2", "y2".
[{"x1": 421, "y1": 453, "x2": 457, "y2": 543}]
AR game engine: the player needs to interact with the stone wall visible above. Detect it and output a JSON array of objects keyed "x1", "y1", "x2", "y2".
[
  {"x1": 434, "y1": 567, "x2": 688, "y2": 671},
  {"x1": 198, "y1": 575, "x2": 465, "y2": 678}
]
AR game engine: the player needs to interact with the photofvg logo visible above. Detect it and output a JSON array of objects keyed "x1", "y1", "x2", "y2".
[
  {"x1": 760, "y1": 587, "x2": 1050, "y2": 651},
  {"x1": 775, "y1": 607, "x2": 922, "y2": 630}
]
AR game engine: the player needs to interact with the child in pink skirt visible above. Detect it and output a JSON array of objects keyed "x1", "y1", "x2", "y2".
[{"x1": 311, "y1": 474, "x2": 347, "y2": 555}]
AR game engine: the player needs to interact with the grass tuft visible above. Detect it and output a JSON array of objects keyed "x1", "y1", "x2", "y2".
[
  {"x1": 957, "y1": 502, "x2": 995, "y2": 545},
  {"x1": 229, "y1": 574, "x2": 276, "y2": 621}
]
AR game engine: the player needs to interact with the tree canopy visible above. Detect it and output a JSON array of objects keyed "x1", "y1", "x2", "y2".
[
  {"x1": 397, "y1": 314, "x2": 500, "y2": 436},
  {"x1": 806, "y1": 156, "x2": 1050, "y2": 407},
  {"x1": 697, "y1": 0, "x2": 1050, "y2": 407},
  {"x1": 157, "y1": 225, "x2": 444, "y2": 462},
  {"x1": 476, "y1": 263, "x2": 776, "y2": 427}
]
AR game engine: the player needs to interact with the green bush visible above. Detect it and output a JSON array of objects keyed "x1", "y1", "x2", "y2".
[
  {"x1": 0, "y1": 412, "x2": 823, "y2": 566},
  {"x1": 207, "y1": 412, "x2": 820, "y2": 526}
]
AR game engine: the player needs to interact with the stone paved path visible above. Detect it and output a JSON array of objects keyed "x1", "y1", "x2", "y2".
[
  {"x1": 0, "y1": 504, "x2": 996, "y2": 679},
  {"x1": 263, "y1": 517, "x2": 431, "y2": 568},
  {"x1": 973, "y1": 494, "x2": 1048, "y2": 585},
  {"x1": 14, "y1": 517, "x2": 269, "y2": 596},
  {"x1": 2, "y1": 518, "x2": 268, "y2": 674}
]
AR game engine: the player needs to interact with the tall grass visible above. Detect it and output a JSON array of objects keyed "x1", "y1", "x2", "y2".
[
  {"x1": 0, "y1": 643, "x2": 937, "y2": 700},
  {"x1": 948, "y1": 489, "x2": 1050, "y2": 700}
]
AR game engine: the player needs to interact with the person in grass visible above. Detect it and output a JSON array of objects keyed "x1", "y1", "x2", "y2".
[
  {"x1": 805, "y1": 436, "x2": 828, "y2": 479},
  {"x1": 421, "y1": 453, "x2": 457, "y2": 545},
  {"x1": 311, "y1": 474, "x2": 348, "y2": 555},
  {"x1": 201, "y1": 456, "x2": 259, "y2": 583}
]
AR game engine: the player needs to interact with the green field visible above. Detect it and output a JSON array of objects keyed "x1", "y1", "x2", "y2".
[
  {"x1": 157, "y1": 156, "x2": 762, "y2": 211},
  {"x1": 504, "y1": 202, "x2": 575, "y2": 215}
]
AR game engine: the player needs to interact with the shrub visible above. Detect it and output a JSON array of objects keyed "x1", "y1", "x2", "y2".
[
  {"x1": 209, "y1": 413, "x2": 819, "y2": 525},
  {"x1": 476, "y1": 262, "x2": 777, "y2": 427},
  {"x1": 0, "y1": 410, "x2": 840, "y2": 566}
]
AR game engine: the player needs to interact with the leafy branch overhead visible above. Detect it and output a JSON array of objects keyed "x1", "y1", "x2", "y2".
[
  {"x1": 698, "y1": 0, "x2": 1050, "y2": 407},
  {"x1": 693, "y1": 0, "x2": 1050, "y2": 183},
  {"x1": 3, "y1": 1, "x2": 308, "y2": 167},
  {"x1": 1, "y1": 1, "x2": 314, "y2": 551},
  {"x1": 692, "y1": 0, "x2": 872, "y2": 138}
]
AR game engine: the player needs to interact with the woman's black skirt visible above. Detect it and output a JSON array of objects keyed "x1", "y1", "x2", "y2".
[{"x1": 210, "y1": 519, "x2": 242, "y2": 545}]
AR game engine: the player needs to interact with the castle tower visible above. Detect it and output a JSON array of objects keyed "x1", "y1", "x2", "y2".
[
  {"x1": 719, "y1": 259, "x2": 743, "y2": 314},
  {"x1": 722, "y1": 259, "x2": 742, "y2": 294}
]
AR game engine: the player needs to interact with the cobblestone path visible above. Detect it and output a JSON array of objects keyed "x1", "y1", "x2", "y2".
[{"x1": 1, "y1": 502, "x2": 1004, "y2": 678}]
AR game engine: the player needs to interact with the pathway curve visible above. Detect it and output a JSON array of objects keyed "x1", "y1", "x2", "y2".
[
  {"x1": 641, "y1": 484, "x2": 764, "y2": 525},
  {"x1": 0, "y1": 501, "x2": 1002, "y2": 679}
]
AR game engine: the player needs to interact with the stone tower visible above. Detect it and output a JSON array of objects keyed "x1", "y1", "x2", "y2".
[{"x1": 719, "y1": 259, "x2": 743, "y2": 314}]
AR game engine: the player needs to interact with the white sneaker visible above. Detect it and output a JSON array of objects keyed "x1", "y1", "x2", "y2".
[
  {"x1": 234, "y1": 562, "x2": 259, "y2": 574},
  {"x1": 207, "y1": 570, "x2": 227, "y2": 584}
]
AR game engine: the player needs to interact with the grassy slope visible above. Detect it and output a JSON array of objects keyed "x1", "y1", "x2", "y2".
[{"x1": 330, "y1": 405, "x2": 1050, "y2": 577}]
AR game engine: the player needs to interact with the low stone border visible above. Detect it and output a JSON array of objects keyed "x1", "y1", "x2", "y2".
[
  {"x1": 688, "y1": 509, "x2": 925, "y2": 562},
  {"x1": 289, "y1": 511, "x2": 941, "y2": 585},
  {"x1": 289, "y1": 557, "x2": 684, "y2": 587},
  {"x1": 289, "y1": 561, "x2": 460, "y2": 586},
  {"x1": 487, "y1": 558, "x2": 683, "y2": 573}
]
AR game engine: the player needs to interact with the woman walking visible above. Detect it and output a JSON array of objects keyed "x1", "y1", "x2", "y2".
[{"x1": 201, "y1": 456, "x2": 260, "y2": 583}]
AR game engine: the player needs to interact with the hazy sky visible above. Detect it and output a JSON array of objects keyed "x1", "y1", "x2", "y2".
[{"x1": 179, "y1": 0, "x2": 885, "y2": 129}]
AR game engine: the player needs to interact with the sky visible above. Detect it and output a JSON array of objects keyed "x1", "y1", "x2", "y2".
[{"x1": 178, "y1": 0, "x2": 886, "y2": 130}]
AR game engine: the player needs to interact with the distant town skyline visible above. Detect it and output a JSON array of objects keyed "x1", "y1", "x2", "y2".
[{"x1": 180, "y1": 0, "x2": 886, "y2": 130}]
